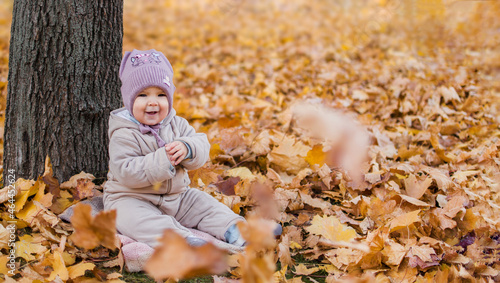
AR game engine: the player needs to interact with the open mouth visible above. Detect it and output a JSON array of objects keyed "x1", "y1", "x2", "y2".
[{"x1": 145, "y1": 111, "x2": 158, "y2": 115}]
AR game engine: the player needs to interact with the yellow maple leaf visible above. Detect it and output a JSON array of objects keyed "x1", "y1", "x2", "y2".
[
  {"x1": 13, "y1": 179, "x2": 38, "y2": 212},
  {"x1": 67, "y1": 262, "x2": 95, "y2": 279},
  {"x1": 50, "y1": 189, "x2": 76, "y2": 215},
  {"x1": 305, "y1": 215, "x2": 357, "y2": 242},
  {"x1": 388, "y1": 210, "x2": 421, "y2": 232},
  {"x1": 305, "y1": 144, "x2": 326, "y2": 166},
  {"x1": 226, "y1": 167, "x2": 256, "y2": 181},
  {"x1": 16, "y1": 182, "x2": 53, "y2": 223},
  {"x1": 45, "y1": 250, "x2": 69, "y2": 281},
  {"x1": 209, "y1": 143, "x2": 225, "y2": 160},
  {"x1": 15, "y1": 234, "x2": 47, "y2": 261}
]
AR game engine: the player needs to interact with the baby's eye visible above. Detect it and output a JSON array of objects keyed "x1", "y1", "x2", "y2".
[
  {"x1": 138, "y1": 94, "x2": 147, "y2": 97},
  {"x1": 158, "y1": 94, "x2": 167, "y2": 97}
]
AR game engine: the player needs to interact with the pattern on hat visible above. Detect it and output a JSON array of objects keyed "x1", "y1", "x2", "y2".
[{"x1": 130, "y1": 52, "x2": 162, "y2": 66}]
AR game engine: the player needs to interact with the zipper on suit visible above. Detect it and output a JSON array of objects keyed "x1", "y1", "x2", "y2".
[
  {"x1": 167, "y1": 178, "x2": 172, "y2": 194},
  {"x1": 157, "y1": 194, "x2": 164, "y2": 207}
]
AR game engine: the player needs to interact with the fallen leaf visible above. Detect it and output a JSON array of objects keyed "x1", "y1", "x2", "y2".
[
  {"x1": 144, "y1": 230, "x2": 227, "y2": 280},
  {"x1": 226, "y1": 167, "x2": 256, "y2": 181},
  {"x1": 268, "y1": 135, "x2": 310, "y2": 174},
  {"x1": 67, "y1": 262, "x2": 95, "y2": 279},
  {"x1": 42, "y1": 156, "x2": 60, "y2": 198},
  {"x1": 388, "y1": 210, "x2": 421, "y2": 232},
  {"x1": 214, "y1": 177, "x2": 240, "y2": 196},
  {"x1": 404, "y1": 173, "x2": 432, "y2": 200},
  {"x1": 69, "y1": 203, "x2": 117, "y2": 250},
  {"x1": 305, "y1": 215, "x2": 357, "y2": 242},
  {"x1": 15, "y1": 234, "x2": 48, "y2": 261},
  {"x1": 294, "y1": 263, "x2": 320, "y2": 275},
  {"x1": 45, "y1": 250, "x2": 69, "y2": 281},
  {"x1": 60, "y1": 171, "x2": 96, "y2": 189},
  {"x1": 72, "y1": 179, "x2": 96, "y2": 201}
]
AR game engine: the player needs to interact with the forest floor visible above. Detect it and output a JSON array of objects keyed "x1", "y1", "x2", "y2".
[{"x1": 1, "y1": 0, "x2": 500, "y2": 282}]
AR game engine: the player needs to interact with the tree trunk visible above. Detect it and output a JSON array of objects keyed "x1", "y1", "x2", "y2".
[{"x1": 3, "y1": 0, "x2": 123, "y2": 182}]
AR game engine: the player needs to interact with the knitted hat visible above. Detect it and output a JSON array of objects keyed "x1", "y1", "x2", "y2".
[{"x1": 119, "y1": 49, "x2": 176, "y2": 116}]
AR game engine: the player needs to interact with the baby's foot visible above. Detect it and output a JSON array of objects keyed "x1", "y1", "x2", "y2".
[
  {"x1": 273, "y1": 223, "x2": 282, "y2": 238},
  {"x1": 225, "y1": 222, "x2": 283, "y2": 247},
  {"x1": 185, "y1": 235, "x2": 207, "y2": 247},
  {"x1": 224, "y1": 224, "x2": 246, "y2": 247}
]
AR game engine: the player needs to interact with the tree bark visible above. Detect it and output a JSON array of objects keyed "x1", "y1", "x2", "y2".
[{"x1": 3, "y1": 0, "x2": 123, "y2": 182}]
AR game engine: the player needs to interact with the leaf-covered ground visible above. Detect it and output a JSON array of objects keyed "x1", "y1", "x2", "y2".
[{"x1": 1, "y1": 0, "x2": 500, "y2": 282}]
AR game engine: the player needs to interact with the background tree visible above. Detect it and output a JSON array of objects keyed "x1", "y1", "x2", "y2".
[{"x1": 3, "y1": 1, "x2": 123, "y2": 182}]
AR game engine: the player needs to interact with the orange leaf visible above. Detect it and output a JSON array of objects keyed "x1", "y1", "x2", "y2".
[
  {"x1": 70, "y1": 204, "x2": 117, "y2": 250},
  {"x1": 144, "y1": 230, "x2": 227, "y2": 280}
]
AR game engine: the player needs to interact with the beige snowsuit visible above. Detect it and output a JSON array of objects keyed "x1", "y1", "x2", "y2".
[{"x1": 103, "y1": 107, "x2": 244, "y2": 248}]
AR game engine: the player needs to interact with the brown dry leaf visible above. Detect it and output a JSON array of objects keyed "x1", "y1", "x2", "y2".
[
  {"x1": 144, "y1": 229, "x2": 227, "y2": 280},
  {"x1": 407, "y1": 245, "x2": 439, "y2": 269},
  {"x1": 238, "y1": 216, "x2": 277, "y2": 250},
  {"x1": 214, "y1": 177, "x2": 240, "y2": 196},
  {"x1": 442, "y1": 195, "x2": 467, "y2": 218},
  {"x1": 388, "y1": 210, "x2": 421, "y2": 232},
  {"x1": 42, "y1": 155, "x2": 61, "y2": 198},
  {"x1": 404, "y1": 173, "x2": 432, "y2": 200},
  {"x1": 293, "y1": 263, "x2": 320, "y2": 276},
  {"x1": 237, "y1": 216, "x2": 278, "y2": 283},
  {"x1": 381, "y1": 240, "x2": 407, "y2": 266},
  {"x1": 299, "y1": 191, "x2": 331, "y2": 213},
  {"x1": 73, "y1": 179, "x2": 96, "y2": 201},
  {"x1": 305, "y1": 215, "x2": 357, "y2": 242},
  {"x1": 218, "y1": 127, "x2": 247, "y2": 155},
  {"x1": 324, "y1": 248, "x2": 363, "y2": 270},
  {"x1": 69, "y1": 203, "x2": 117, "y2": 250},
  {"x1": 315, "y1": 164, "x2": 333, "y2": 189},
  {"x1": 251, "y1": 130, "x2": 272, "y2": 155},
  {"x1": 60, "y1": 172, "x2": 96, "y2": 189},
  {"x1": 420, "y1": 166, "x2": 454, "y2": 192},
  {"x1": 399, "y1": 194, "x2": 431, "y2": 207},
  {"x1": 278, "y1": 235, "x2": 293, "y2": 267},
  {"x1": 239, "y1": 251, "x2": 275, "y2": 283},
  {"x1": 189, "y1": 166, "x2": 220, "y2": 186},
  {"x1": 268, "y1": 135, "x2": 310, "y2": 174}
]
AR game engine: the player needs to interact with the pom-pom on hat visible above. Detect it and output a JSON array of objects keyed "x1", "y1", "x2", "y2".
[{"x1": 119, "y1": 49, "x2": 176, "y2": 116}]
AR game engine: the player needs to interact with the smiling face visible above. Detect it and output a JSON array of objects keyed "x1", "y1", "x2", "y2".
[{"x1": 132, "y1": 86, "x2": 170, "y2": 125}]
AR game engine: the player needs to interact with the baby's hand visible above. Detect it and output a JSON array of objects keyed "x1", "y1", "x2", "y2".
[{"x1": 165, "y1": 141, "x2": 188, "y2": 165}]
